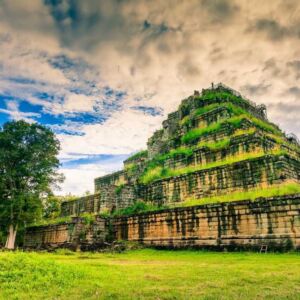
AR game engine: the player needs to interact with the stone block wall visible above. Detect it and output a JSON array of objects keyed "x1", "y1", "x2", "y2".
[
  {"x1": 148, "y1": 117, "x2": 257, "y2": 159},
  {"x1": 138, "y1": 155, "x2": 300, "y2": 205},
  {"x1": 24, "y1": 216, "x2": 109, "y2": 250},
  {"x1": 163, "y1": 133, "x2": 278, "y2": 170},
  {"x1": 61, "y1": 153, "x2": 299, "y2": 217},
  {"x1": 94, "y1": 170, "x2": 125, "y2": 193},
  {"x1": 113, "y1": 194, "x2": 300, "y2": 250},
  {"x1": 61, "y1": 194, "x2": 101, "y2": 216},
  {"x1": 98, "y1": 184, "x2": 136, "y2": 212},
  {"x1": 24, "y1": 223, "x2": 70, "y2": 248},
  {"x1": 61, "y1": 186, "x2": 137, "y2": 216},
  {"x1": 194, "y1": 106, "x2": 232, "y2": 129},
  {"x1": 115, "y1": 185, "x2": 136, "y2": 210},
  {"x1": 25, "y1": 194, "x2": 300, "y2": 251}
]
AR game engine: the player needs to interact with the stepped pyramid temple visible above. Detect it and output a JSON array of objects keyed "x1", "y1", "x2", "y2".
[{"x1": 25, "y1": 83, "x2": 300, "y2": 251}]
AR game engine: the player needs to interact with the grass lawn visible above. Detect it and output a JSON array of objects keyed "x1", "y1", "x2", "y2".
[{"x1": 0, "y1": 249, "x2": 300, "y2": 300}]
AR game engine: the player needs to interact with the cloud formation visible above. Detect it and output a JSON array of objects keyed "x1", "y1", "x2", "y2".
[{"x1": 0, "y1": 0, "x2": 299, "y2": 195}]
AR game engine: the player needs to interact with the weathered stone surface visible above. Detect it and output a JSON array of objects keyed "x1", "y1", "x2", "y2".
[
  {"x1": 24, "y1": 216, "x2": 109, "y2": 250},
  {"x1": 113, "y1": 194, "x2": 300, "y2": 250},
  {"x1": 25, "y1": 194, "x2": 300, "y2": 251},
  {"x1": 138, "y1": 156, "x2": 300, "y2": 205},
  {"x1": 61, "y1": 194, "x2": 101, "y2": 216}
]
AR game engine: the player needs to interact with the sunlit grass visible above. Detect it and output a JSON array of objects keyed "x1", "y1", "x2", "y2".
[
  {"x1": 197, "y1": 137, "x2": 231, "y2": 150},
  {"x1": 180, "y1": 182, "x2": 300, "y2": 207},
  {"x1": 1, "y1": 250, "x2": 300, "y2": 300}
]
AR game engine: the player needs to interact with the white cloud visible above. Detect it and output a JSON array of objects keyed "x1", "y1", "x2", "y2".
[
  {"x1": 0, "y1": 100, "x2": 39, "y2": 123},
  {"x1": 0, "y1": 0, "x2": 300, "y2": 195},
  {"x1": 64, "y1": 94, "x2": 94, "y2": 112},
  {"x1": 58, "y1": 164, "x2": 105, "y2": 195},
  {"x1": 58, "y1": 108, "x2": 163, "y2": 157},
  {"x1": 58, "y1": 159, "x2": 125, "y2": 195}
]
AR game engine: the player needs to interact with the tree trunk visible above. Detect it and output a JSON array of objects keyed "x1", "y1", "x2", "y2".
[{"x1": 5, "y1": 224, "x2": 17, "y2": 250}]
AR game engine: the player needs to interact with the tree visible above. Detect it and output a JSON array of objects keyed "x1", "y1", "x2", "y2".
[
  {"x1": 0, "y1": 120, "x2": 63, "y2": 249},
  {"x1": 42, "y1": 195, "x2": 62, "y2": 219}
]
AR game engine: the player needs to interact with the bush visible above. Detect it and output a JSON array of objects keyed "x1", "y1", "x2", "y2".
[
  {"x1": 112, "y1": 201, "x2": 166, "y2": 216},
  {"x1": 80, "y1": 213, "x2": 95, "y2": 225},
  {"x1": 140, "y1": 166, "x2": 164, "y2": 184},
  {"x1": 181, "y1": 122, "x2": 222, "y2": 144},
  {"x1": 126, "y1": 150, "x2": 148, "y2": 162},
  {"x1": 115, "y1": 184, "x2": 125, "y2": 195},
  {"x1": 30, "y1": 216, "x2": 72, "y2": 227}
]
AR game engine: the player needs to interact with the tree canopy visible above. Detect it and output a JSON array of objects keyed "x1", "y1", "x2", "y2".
[{"x1": 0, "y1": 120, "x2": 62, "y2": 248}]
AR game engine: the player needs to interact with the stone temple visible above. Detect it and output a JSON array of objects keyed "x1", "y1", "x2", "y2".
[
  {"x1": 25, "y1": 83, "x2": 300, "y2": 250},
  {"x1": 61, "y1": 83, "x2": 300, "y2": 216}
]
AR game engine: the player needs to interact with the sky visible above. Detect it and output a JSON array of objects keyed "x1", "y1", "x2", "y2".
[{"x1": 0, "y1": 0, "x2": 299, "y2": 195}]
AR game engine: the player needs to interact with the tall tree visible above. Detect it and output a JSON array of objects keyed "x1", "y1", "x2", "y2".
[{"x1": 0, "y1": 120, "x2": 62, "y2": 249}]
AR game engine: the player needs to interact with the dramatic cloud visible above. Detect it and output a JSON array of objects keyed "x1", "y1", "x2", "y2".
[
  {"x1": 287, "y1": 60, "x2": 300, "y2": 79},
  {"x1": 201, "y1": 0, "x2": 239, "y2": 23},
  {"x1": 286, "y1": 86, "x2": 300, "y2": 97},
  {"x1": 241, "y1": 83, "x2": 272, "y2": 96},
  {"x1": 0, "y1": 0, "x2": 299, "y2": 195}
]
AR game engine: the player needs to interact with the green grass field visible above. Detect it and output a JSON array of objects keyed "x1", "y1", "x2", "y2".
[{"x1": 1, "y1": 249, "x2": 300, "y2": 300}]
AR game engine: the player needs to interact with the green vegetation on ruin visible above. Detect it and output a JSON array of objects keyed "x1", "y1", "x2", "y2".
[
  {"x1": 138, "y1": 128, "x2": 264, "y2": 185},
  {"x1": 179, "y1": 97, "x2": 283, "y2": 145},
  {"x1": 181, "y1": 120, "x2": 223, "y2": 144},
  {"x1": 180, "y1": 182, "x2": 300, "y2": 207},
  {"x1": 197, "y1": 136, "x2": 231, "y2": 150},
  {"x1": 115, "y1": 184, "x2": 125, "y2": 195},
  {"x1": 29, "y1": 216, "x2": 72, "y2": 228},
  {"x1": 157, "y1": 146, "x2": 194, "y2": 161},
  {"x1": 80, "y1": 213, "x2": 96, "y2": 225},
  {"x1": 180, "y1": 103, "x2": 220, "y2": 126},
  {"x1": 105, "y1": 183, "x2": 300, "y2": 216},
  {"x1": 180, "y1": 102, "x2": 246, "y2": 126},
  {"x1": 196, "y1": 89, "x2": 251, "y2": 105},
  {"x1": 29, "y1": 212, "x2": 97, "y2": 228},
  {"x1": 140, "y1": 149, "x2": 286, "y2": 184},
  {"x1": 124, "y1": 162, "x2": 138, "y2": 175},
  {"x1": 127, "y1": 98, "x2": 298, "y2": 187},
  {"x1": 181, "y1": 112, "x2": 282, "y2": 144},
  {"x1": 125, "y1": 150, "x2": 148, "y2": 162},
  {"x1": 138, "y1": 116, "x2": 298, "y2": 185},
  {"x1": 112, "y1": 201, "x2": 166, "y2": 217},
  {"x1": 196, "y1": 128, "x2": 256, "y2": 151},
  {"x1": 1, "y1": 250, "x2": 300, "y2": 300},
  {"x1": 266, "y1": 133, "x2": 300, "y2": 154}
]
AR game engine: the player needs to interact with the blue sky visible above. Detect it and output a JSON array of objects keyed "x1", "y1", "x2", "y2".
[{"x1": 0, "y1": 0, "x2": 299, "y2": 195}]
